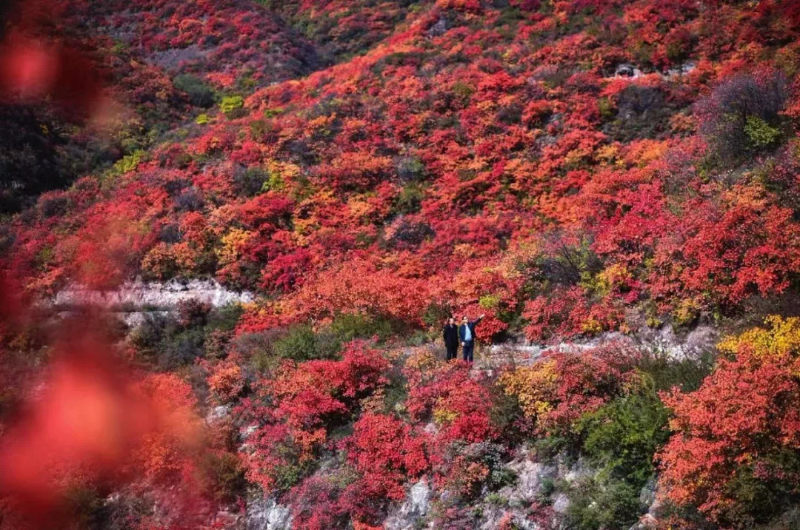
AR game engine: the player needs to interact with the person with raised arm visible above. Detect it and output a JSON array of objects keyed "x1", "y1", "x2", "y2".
[{"x1": 459, "y1": 313, "x2": 484, "y2": 363}]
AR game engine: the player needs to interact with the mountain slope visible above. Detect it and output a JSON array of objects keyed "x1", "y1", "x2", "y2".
[
  {"x1": 6, "y1": 0, "x2": 800, "y2": 337},
  {"x1": 3, "y1": 1, "x2": 800, "y2": 529}
]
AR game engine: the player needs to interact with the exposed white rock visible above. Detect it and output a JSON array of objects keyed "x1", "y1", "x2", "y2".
[
  {"x1": 246, "y1": 496, "x2": 292, "y2": 530},
  {"x1": 120, "y1": 310, "x2": 171, "y2": 328},
  {"x1": 206, "y1": 405, "x2": 231, "y2": 425},
  {"x1": 629, "y1": 477, "x2": 664, "y2": 529},
  {"x1": 496, "y1": 451, "x2": 557, "y2": 505},
  {"x1": 212, "y1": 509, "x2": 240, "y2": 529},
  {"x1": 53, "y1": 278, "x2": 255, "y2": 309},
  {"x1": 552, "y1": 493, "x2": 570, "y2": 514},
  {"x1": 615, "y1": 63, "x2": 643, "y2": 78},
  {"x1": 385, "y1": 480, "x2": 432, "y2": 530},
  {"x1": 665, "y1": 61, "x2": 696, "y2": 78},
  {"x1": 486, "y1": 324, "x2": 716, "y2": 368},
  {"x1": 423, "y1": 421, "x2": 439, "y2": 436},
  {"x1": 639, "y1": 477, "x2": 658, "y2": 508},
  {"x1": 613, "y1": 324, "x2": 717, "y2": 361},
  {"x1": 427, "y1": 17, "x2": 448, "y2": 37},
  {"x1": 563, "y1": 457, "x2": 593, "y2": 485},
  {"x1": 241, "y1": 423, "x2": 259, "y2": 441},
  {"x1": 610, "y1": 61, "x2": 696, "y2": 81}
]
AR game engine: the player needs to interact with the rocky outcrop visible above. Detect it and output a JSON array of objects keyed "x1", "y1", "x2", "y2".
[
  {"x1": 427, "y1": 17, "x2": 448, "y2": 37},
  {"x1": 630, "y1": 478, "x2": 663, "y2": 530},
  {"x1": 612, "y1": 61, "x2": 696, "y2": 80},
  {"x1": 246, "y1": 496, "x2": 293, "y2": 530},
  {"x1": 53, "y1": 279, "x2": 255, "y2": 310},
  {"x1": 381, "y1": 450, "x2": 571, "y2": 530},
  {"x1": 481, "y1": 324, "x2": 717, "y2": 370},
  {"x1": 615, "y1": 63, "x2": 643, "y2": 78},
  {"x1": 385, "y1": 480, "x2": 432, "y2": 530},
  {"x1": 497, "y1": 453, "x2": 558, "y2": 507}
]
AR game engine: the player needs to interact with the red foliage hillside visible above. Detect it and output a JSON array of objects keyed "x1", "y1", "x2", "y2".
[
  {"x1": 3, "y1": 1, "x2": 800, "y2": 529},
  {"x1": 6, "y1": 0, "x2": 800, "y2": 341}
]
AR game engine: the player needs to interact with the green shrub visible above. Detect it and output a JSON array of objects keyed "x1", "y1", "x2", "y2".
[
  {"x1": 479, "y1": 294, "x2": 500, "y2": 310},
  {"x1": 744, "y1": 115, "x2": 782, "y2": 148},
  {"x1": 565, "y1": 477, "x2": 643, "y2": 530},
  {"x1": 396, "y1": 156, "x2": 427, "y2": 182},
  {"x1": 597, "y1": 97, "x2": 615, "y2": 119},
  {"x1": 539, "y1": 476, "x2": 556, "y2": 502},
  {"x1": 488, "y1": 383, "x2": 525, "y2": 444},
  {"x1": 523, "y1": 233, "x2": 603, "y2": 294},
  {"x1": 490, "y1": 467, "x2": 518, "y2": 490},
  {"x1": 560, "y1": 375, "x2": 672, "y2": 530},
  {"x1": 486, "y1": 493, "x2": 508, "y2": 507},
  {"x1": 631, "y1": 349, "x2": 714, "y2": 393},
  {"x1": 173, "y1": 74, "x2": 215, "y2": 108},
  {"x1": 395, "y1": 182, "x2": 425, "y2": 214},
  {"x1": 235, "y1": 330, "x2": 280, "y2": 374},
  {"x1": 128, "y1": 313, "x2": 170, "y2": 354},
  {"x1": 264, "y1": 107, "x2": 284, "y2": 118},
  {"x1": 602, "y1": 85, "x2": 674, "y2": 142},
  {"x1": 720, "y1": 459, "x2": 800, "y2": 528},
  {"x1": 250, "y1": 118, "x2": 270, "y2": 139},
  {"x1": 234, "y1": 166, "x2": 268, "y2": 197},
  {"x1": 534, "y1": 435, "x2": 568, "y2": 462},
  {"x1": 208, "y1": 304, "x2": 244, "y2": 332},
  {"x1": 273, "y1": 324, "x2": 332, "y2": 361},
  {"x1": 452, "y1": 82, "x2": 474, "y2": 103},
  {"x1": 272, "y1": 321, "x2": 364, "y2": 362},
  {"x1": 129, "y1": 304, "x2": 243, "y2": 369},
  {"x1": 160, "y1": 328, "x2": 206, "y2": 370},
  {"x1": 577, "y1": 380, "x2": 669, "y2": 485},
  {"x1": 271, "y1": 462, "x2": 308, "y2": 492},
  {"x1": 108, "y1": 150, "x2": 145, "y2": 178},
  {"x1": 199, "y1": 451, "x2": 246, "y2": 502},
  {"x1": 329, "y1": 312, "x2": 392, "y2": 342},
  {"x1": 220, "y1": 95, "x2": 245, "y2": 119},
  {"x1": 406, "y1": 330, "x2": 431, "y2": 347},
  {"x1": 266, "y1": 314, "x2": 394, "y2": 364},
  {"x1": 698, "y1": 71, "x2": 788, "y2": 167},
  {"x1": 262, "y1": 169, "x2": 285, "y2": 192},
  {"x1": 383, "y1": 367, "x2": 409, "y2": 414}
]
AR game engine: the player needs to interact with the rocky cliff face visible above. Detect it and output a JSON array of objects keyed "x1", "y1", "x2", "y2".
[
  {"x1": 53, "y1": 279, "x2": 255, "y2": 310},
  {"x1": 246, "y1": 497, "x2": 293, "y2": 530},
  {"x1": 378, "y1": 451, "x2": 663, "y2": 530},
  {"x1": 480, "y1": 324, "x2": 717, "y2": 372},
  {"x1": 384, "y1": 480, "x2": 433, "y2": 530}
]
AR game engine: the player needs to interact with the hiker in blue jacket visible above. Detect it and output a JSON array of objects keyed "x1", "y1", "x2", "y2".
[{"x1": 459, "y1": 314, "x2": 484, "y2": 363}]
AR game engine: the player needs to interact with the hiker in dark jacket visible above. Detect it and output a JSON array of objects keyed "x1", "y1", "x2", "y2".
[
  {"x1": 459, "y1": 314, "x2": 484, "y2": 363},
  {"x1": 443, "y1": 317, "x2": 459, "y2": 361}
]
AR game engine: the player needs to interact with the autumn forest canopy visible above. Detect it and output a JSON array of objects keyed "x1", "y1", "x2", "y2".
[{"x1": 3, "y1": 0, "x2": 800, "y2": 529}]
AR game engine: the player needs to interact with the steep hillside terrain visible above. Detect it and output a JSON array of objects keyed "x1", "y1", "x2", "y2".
[
  {"x1": 7, "y1": 0, "x2": 800, "y2": 337},
  {"x1": 3, "y1": 1, "x2": 800, "y2": 529},
  {"x1": 0, "y1": 0, "x2": 323, "y2": 213},
  {"x1": 266, "y1": 0, "x2": 424, "y2": 61}
]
